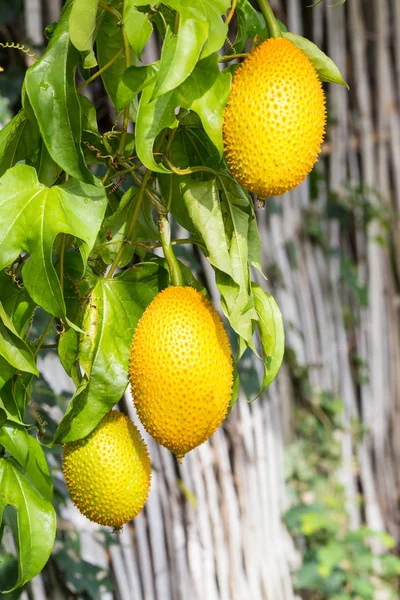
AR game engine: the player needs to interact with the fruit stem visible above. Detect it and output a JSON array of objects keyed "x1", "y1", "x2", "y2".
[
  {"x1": 256, "y1": 0, "x2": 282, "y2": 38},
  {"x1": 159, "y1": 215, "x2": 184, "y2": 287}
]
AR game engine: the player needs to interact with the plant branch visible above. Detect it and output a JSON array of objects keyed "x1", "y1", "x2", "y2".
[
  {"x1": 34, "y1": 317, "x2": 55, "y2": 357},
  {"x1": 106, "y1": 171, "x2": 152, "y2": 278},
  {"x1": 116, "y1": 14, "x2": 132, "y2": 158},
  {"x1": 256, "y1": 0, "x2": 282, "y2": 38},
  {"x1": 163, "y1": 156, "x2": 219, "y2": 177},
  {"x1": 59, "y1": 233, "x2": 67, "y2": 293},
  {"x1": 77, "y1": 48, "x2": 123, "y2": 92},
  {"x1": 100, "y1": 237, "x2": 201, "y2": 250}
]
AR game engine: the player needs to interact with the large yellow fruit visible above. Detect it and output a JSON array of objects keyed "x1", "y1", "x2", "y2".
[
  {"x1": 129, "y1": 286, "x2": 233, "y2": 459},
  {"x1": 63, "y1": 411, "x2": 151, "y2": 529},
  {"x1": 223, "y1": 37, "x2": 326, "y2": 198}
]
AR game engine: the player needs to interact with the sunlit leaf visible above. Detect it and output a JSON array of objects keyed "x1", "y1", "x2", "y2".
[
  {"x1": 0, "y1": 423, "x2": 52, "y2": 502},
  {"x1": 69, "y1": 0, "x2": 99, "y2": 69},
  {"x1": 25, "y1": 3, "x2": 94, "y2": 182},
  {"x1": 177, "y1": 54, "x2": 231, "y2": 154},
  {"x1": 0, "y1": 165, "x2": 107, "y2": 318},
  {"x1": 0, "y1": 303, "x2": 38, "y2": 377},
  {"x1": 0, "y1": 458, "x2": 56, "y2": 592},
  {"x1": 0, "y1": 110, "x2": 40, "y2": 177},
  {"x1": 124, "y1": 4, "x2": 153, "y2": 59},
  {"x1": 252, "y1": 283, "x2": 284, "y2": 392},
  {"x1": 234, "y1": 0, "x2": 265, "y2": 52}
]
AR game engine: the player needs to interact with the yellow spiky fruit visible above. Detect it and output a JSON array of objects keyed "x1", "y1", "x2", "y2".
[
  {"x1": 129, "y1": 286, "x2": 233, "y2": 460},
  {"x1": 63, "y1": 411, "x2": 151, "y2": 528},
  {"x1": 223, "y1": 37, "x2": 326, "y2": 198}
]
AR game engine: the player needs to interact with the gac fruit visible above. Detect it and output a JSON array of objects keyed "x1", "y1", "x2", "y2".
[
  {"x1": 63, "y1": 410, "x2": 151, "y2": 529},
  {"x1": 129, "y1": 286, "x2": 233, "y2": 460},
  {"x1": 223, "y1": 37, "x2": 326, "y2": 198}
]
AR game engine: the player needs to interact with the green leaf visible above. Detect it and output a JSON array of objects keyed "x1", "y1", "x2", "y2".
[
  {"x1": 53, "y1": 263, "x2": 168, "y2": 443},
  {"x1": 168, "y1": 0, "x2": 230, "y2": 58},
  {"x1": 58, "y1": 327, "x2": 79, "y2": 378},
  {"x1": 301, "y1": 510, "x2": 339, "y2": 535},
  {"x1": 0, "y1": 304, "x2": 38, "y2": 377},
  {"x1": 0, "y1": 423, "x2": 52, "y2": 502},
  {"x1": 96, "y1": 185, "x2": 160, "y2": 268},
  {"x1": 0, "y1": 357, "x2": 15, "y2": 393},
  {"x1": 0, "y1": 552, "x2": 22, "y2": 599},
  {"x1": 0, "y1": 458, "x2": 56, "y2": 592},
  {"x1": 176, "y1": 54, "x2": 231, "y2": 154},
  {"x1": 252, "y1": 284, "x2": 284, "y2": 392},
  {"x1": 34, "y1": 140, "x2": 59, "y2": 187},
  {"x1": 25, "y1": 3, "x2": 94, "y2": 182},
  {"x1": 0, "y1": 110, "x2": 40, "y2": 177},
  {"x1": 134, "y1": 0, "x2": 230, "y2": 58},
  {"x1": 282, "y1": 32, "x2": 349, "y2": 88},
  {"x1": 69, "y1": 0, "x2": 99, "y2": 69},
  {"x1": 123, "y1": 4, "x2": 152, "y2": 59},
  {"x1": 0, "y1": 271, "x2": 36, "y2": 336},
  {"x1": 234, "y1": 0, "x2": 265, "y2": 52},
  {"x1": 135, "y1": 80, "x2": 178, "y2": 172},
  {"x1": 216, "y1": 271, "x2": 256, "y2": 350},
  {"x1": 119, "y1": 64, "x2": 158, "y2": 109},
  {"x1": 317, "y1": 542, "x2": 346, "y2": 578},
  {"x1": 153, "y1": 20, "x2": 208, "y2": 100},
  {"x1": 79, "y1": 95, "x2": 99, "y2": 136},
  {"x1": 0, "y1": 165, "x2": 107, "y2": 318},
  {"x1": 179, "y1": 179, "x2": 233, "y2": 275},
  {"x1": 0, "y1": 378, "x2": 31, "y2": 425},
  {"x1": 277, "y1": 19, "x2": 288, "y2": 33},
  {"x1": 97, "y1": 9, "x2": 134, "y2": 111}
]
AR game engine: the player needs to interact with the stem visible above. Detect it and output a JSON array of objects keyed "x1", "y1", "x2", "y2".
[
  {"x1": 77, "y1": 48, "x2": 123, "y2": 92},
  {"x1": 159, "y1": 215, "x2": 184, "y2": 286},
  {"x1": 98, "y1": 2, "x2": 122, "y2": 21},
  {"x1": 102, "y1": 166, "x2": 114, "y2": 186},
  {"x1": 106, "y1": 171, "x2": 152, "y2": 278},
  {"x1": 163, "y1": 156, "x2": 219, "y2": 177},
  {"x1": 219, "y1": 53, "x2": 249, "y2": 63},
  {"x1": 34, "y1": 317, "x2": 55, "y2": 357},
  {"x1": 116, "y1": 3, "x2": 132, "y2": 158},
  {"x1": 59, "y1": 234, "x2": 67, "y2": 293},
  {"x1": 256, "y1": 0, "x2": 282, "y2": 38},
  {"x1": 173, "y1": 10, "x2": 180, "y2": 33},
  {"x1": 102, "y1": 237, "x2": 200, "y2": 250},
  {"x1": 226, "y1": 0, "x2": 237, "y2": 25}
]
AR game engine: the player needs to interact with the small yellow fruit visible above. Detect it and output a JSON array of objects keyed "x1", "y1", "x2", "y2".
[
  {"x1": 223, "y1": 37, "x2": 326, "y2": 198},
  {"x1": 63, "y1": 411, "x2": 151, "y2": 528},
  {"x1": 129, "y1": 286, "x2": 233, "y2": 459}
]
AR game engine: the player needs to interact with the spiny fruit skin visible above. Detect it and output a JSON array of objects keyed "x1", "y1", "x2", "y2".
[
  {"x1": 129, "y1": 286, "x2": 233, "y2": 459},
  {"x1": 62, "y1": 411, "x2": 151, "y2": 529},
  {"x1": 223, "y1": 37, "x2": 326, "y2": 198}
]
